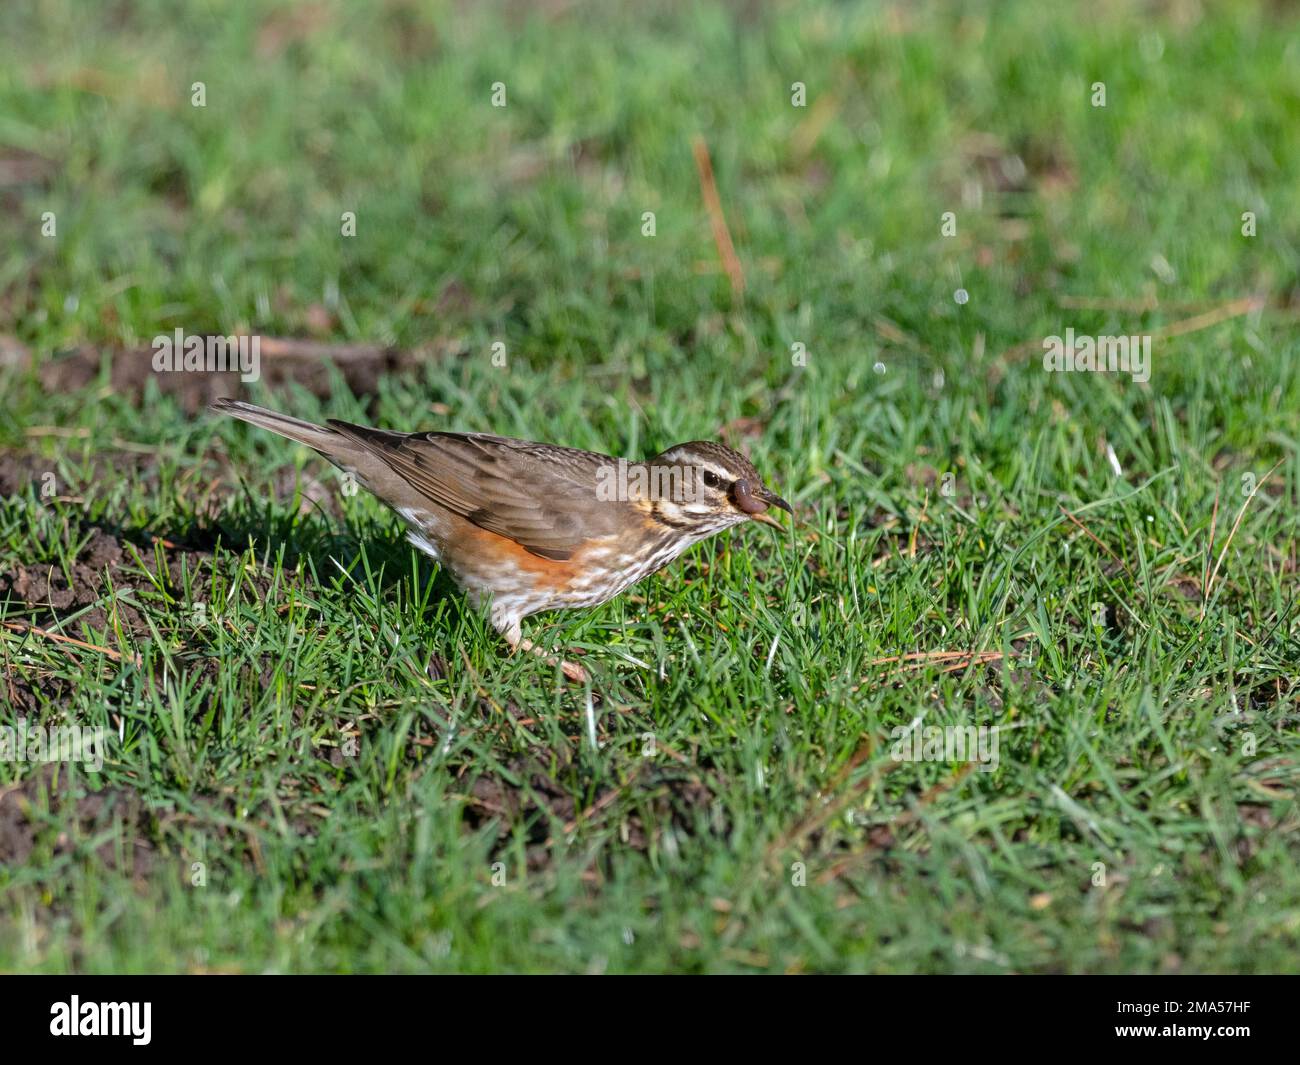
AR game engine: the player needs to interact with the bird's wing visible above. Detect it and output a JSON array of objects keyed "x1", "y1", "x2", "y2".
[{"x1": 327, "y1": 423, "x2": 627, "y2": 560}]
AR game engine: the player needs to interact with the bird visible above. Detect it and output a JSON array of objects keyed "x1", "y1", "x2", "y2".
[{"x1": 210, "y1": 399, "x2": 792, "y2": 682}]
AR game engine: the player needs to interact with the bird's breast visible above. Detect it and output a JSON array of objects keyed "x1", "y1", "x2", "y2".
[{"x1": 398, "y1": 506, "x2": 696, "y2": 619}]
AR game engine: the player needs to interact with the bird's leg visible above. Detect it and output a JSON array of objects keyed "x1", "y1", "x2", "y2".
[
  {"x1": 519, "y1": 638, "x2": 589, "y2": 684},
  {"x1": 498, "y1": 616, "x2": 589, "y2": 684}
]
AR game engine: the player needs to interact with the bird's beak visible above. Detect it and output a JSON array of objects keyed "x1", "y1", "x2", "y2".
[{"x1": 741, "y1": 485, "x2": 793, "y2": 530}]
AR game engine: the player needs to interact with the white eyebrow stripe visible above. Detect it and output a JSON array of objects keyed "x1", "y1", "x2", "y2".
[{"x1": 657, "y1": 454, "x2": 732, "y2": 481}]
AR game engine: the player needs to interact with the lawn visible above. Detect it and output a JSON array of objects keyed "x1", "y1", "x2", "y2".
[{"x1": 0, "y1": 0, "x2": 1297, "y2": 973}]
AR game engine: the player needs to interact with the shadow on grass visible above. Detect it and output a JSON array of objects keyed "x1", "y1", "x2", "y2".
[{"x1": 0, "y1": 484, "x2": 467, "y2": 642}]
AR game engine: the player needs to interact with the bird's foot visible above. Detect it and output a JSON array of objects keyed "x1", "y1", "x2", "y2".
[{"x1": 514, "y1": 636, "x2": 589, "y2": 684}]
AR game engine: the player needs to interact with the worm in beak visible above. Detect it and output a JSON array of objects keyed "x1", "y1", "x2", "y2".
[{"x1": 734, "y1": 480, "x2": 793, "y2": 529}]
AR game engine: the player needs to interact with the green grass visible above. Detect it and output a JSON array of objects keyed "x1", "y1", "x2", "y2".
[{"x1": 1, "y1": 0, "x2": 1298, "y2": 973}]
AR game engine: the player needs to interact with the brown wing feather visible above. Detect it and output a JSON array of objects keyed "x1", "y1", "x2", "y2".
[{"x1": 326, "y1": 422, "x2": 628, "y2": 560}]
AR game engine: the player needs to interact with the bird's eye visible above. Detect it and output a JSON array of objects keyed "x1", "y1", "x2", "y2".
[{"x1": 702, "y1": 470, "x2": 721, "y2": 488}]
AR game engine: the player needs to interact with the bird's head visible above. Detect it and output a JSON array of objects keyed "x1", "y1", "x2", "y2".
[{"x1": 639, "y1": 441, "x2": 793, "y2": 537}]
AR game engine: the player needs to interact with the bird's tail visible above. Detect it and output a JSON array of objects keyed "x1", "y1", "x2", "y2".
[
  {"x1": 211, "y1": 398, "x2": 428, "y2": 508},
  {"x1": 209, "y1": 398, "x2": 343, "y2": 453}
]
